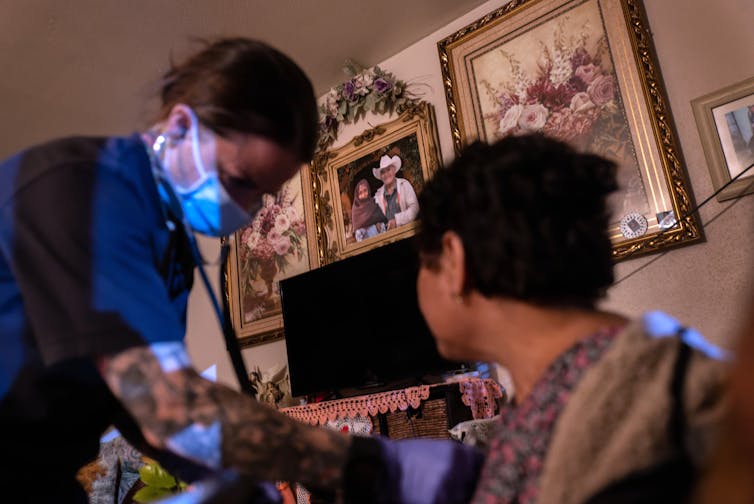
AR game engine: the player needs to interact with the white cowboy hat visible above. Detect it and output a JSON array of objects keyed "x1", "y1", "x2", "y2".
[{"x1": 373, "y1": 154, "x2": 402, "y2": 179}]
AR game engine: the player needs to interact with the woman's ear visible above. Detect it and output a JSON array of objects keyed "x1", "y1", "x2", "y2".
[
  {"x1": 163, "y1": 103, "x2": 192, "y2": 141},
  {"x1": 440, "y1": 231, "x2": 467, "y2": 297}
]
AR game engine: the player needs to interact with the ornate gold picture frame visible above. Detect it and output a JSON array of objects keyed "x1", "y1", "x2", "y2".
[
  {"x1": 225, "y1": 168, "x2": 319, "y2": 348},
  {"x1": 437, "y1": 0, "x2": 702, "y2": 260},
  {"x1": 311, "y1": 101, "x2": 442, "y2": 264}
]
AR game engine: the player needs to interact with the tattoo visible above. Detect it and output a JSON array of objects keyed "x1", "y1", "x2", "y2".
[{"x1": 99, "y1": 346, "x2": 350, "y2": 489}]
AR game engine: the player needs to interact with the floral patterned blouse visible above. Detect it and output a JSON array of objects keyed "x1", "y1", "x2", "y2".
[{"x1": 471, "y1": 326, "x2": 622, "y2": 504}]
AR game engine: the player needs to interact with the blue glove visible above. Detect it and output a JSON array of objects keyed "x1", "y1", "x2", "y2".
[{"x1": 343, "y1": 435, "x2": 484, "y2": 504}]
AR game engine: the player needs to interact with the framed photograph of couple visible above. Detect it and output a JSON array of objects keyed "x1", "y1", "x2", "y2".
[
  {"x1": 437, "y1": 0, "x2": 702, "y2": 260},
  {"x1": 310, "y1": 101, "x2": 442, "y2": 264},
  {"x1": 692, "y1": 75, "x2": 754, "y2": 202},
  {"x1": 225, "y1": 168, "x2": 319, "y2": 348}
]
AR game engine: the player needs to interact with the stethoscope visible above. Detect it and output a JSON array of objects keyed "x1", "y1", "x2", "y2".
[{"x1": 146, "y1": 134, "x2": 255, "y2": 396}]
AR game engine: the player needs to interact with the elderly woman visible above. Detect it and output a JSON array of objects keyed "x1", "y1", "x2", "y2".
[
  {"x1": 351, "y1": 178, "x2": 386, "y2": 241},
  {"x1": 414, "y1": 134, "x2": 728, "y2": 503}
]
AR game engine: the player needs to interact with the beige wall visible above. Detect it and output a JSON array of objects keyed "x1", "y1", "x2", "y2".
[
  {"x1": 376, "y1": 0, "x2": 754, "y2": 350},
  {"x1": 3, "y1": 0, "x2": 746, "y2": 388},
  {"x1": 204, "y1": 0, "x2": 754, "y2": 389},
  {"x1": 603, "y1": 0, "x2": 754, "y2": 345}
]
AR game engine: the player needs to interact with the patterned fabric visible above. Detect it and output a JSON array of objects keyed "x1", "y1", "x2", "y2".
[
  {"x1": 88, "y1": 436, "x2": 146, "y2": 504},
  {"x1": 295, "y1": 484, "x2": 311, "y2": 504},
  {"x1": 325, "y1": 416, "x2": 374, "y2": 435},
  {"x1": 471, "y1": 327, "x2": 621, "y2": 504}
]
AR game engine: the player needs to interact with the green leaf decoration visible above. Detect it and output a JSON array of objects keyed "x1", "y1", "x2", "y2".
[
  {"x1": 139, "y1": 463, "x2": 177, "y2": 488},
  {"x1": 134, "y1": 459, "x2": 186, "y2": 502},
  {"x1": 364, "y1": 93, "x2": 378, "y2": 112},
  {"x1": 133, "y1": 485, "x2": 174, "y2": 503}
]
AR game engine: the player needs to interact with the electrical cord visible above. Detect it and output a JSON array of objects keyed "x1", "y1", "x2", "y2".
[{"x1": 615, "y1": 161, "x2": 754, "y2": 284}]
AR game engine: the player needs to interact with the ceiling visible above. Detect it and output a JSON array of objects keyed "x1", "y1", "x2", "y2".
[{"x1": 0, "y1": 0, "x2": 489, "y2": 156}]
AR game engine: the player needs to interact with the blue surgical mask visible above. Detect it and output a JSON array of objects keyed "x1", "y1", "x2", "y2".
[{"x1": 162, "y1": 109, "x2": 257, "y2": 237}]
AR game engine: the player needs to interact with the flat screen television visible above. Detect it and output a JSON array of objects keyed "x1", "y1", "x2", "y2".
[{"x1": 280, "y1": 238, "x2": 467, "y2": 398}]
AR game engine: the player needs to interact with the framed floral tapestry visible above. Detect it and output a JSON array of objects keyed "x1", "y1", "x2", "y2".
[
  {"x1": 311, "y1": 101, "x2": 442, "y2": 264},
  {"x1": 437, "y1": 0, "x2": 702, "y2": 260},
  {"x1": 225, "y1": 168, "x2": 319, "y2": 348}
]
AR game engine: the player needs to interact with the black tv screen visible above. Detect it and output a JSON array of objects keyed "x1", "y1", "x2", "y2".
[{"x1": 280, "y1": 238, "x2": 465, "y2": 398}]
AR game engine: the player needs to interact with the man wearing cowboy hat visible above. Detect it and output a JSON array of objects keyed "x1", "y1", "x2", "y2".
[{"x1": 373, "y1": 154, "x2": 419, "y2": 230}]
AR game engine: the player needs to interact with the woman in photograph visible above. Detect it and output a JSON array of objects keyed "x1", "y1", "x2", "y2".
[{"x1": 351, "y1": 178, "x2": 387, "y2": 241}]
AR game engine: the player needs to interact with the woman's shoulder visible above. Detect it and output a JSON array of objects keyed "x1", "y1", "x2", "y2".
[
  {"x1": 538, "y1": 312, "x2": 730, "y2": 503},
  {"x1": 616, "y1": 312, "x2": 731, "y2": 363}
]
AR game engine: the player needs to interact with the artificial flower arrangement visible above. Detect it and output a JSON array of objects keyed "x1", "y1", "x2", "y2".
[
  {"x1": 481, "y1": 19, "x2": 630, "y2": 159},
  {"x1": 317, "y1": 63, "x2": 417, "y2": 150}
]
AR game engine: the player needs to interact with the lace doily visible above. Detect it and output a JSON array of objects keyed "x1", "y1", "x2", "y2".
[
  {"x1": 280, "y1": 378, "x2": 501, "y2": 425},
  {"x1": 459, "y1": 378, "x2": 504, "y2": 419},
  {"x1": 281, "y1": 385, "x2": 431, "y2": 426}
]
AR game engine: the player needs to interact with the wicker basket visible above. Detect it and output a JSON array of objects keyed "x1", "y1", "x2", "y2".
[
  {"x1": 364, "y1": 382, "x2": 492, "y2": 440},
  {"x1": 371, "y1": 398, "x2": 456, "y2": 439}
]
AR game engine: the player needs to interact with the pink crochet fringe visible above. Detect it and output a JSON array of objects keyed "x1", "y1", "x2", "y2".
[{"x1": 281, "y1": 378, "x2": 502, "y2": 426}]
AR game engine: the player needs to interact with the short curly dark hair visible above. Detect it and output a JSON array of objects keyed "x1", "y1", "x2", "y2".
[{"x1": 416, "y1": 134, "x2": 618, "y2": 309}]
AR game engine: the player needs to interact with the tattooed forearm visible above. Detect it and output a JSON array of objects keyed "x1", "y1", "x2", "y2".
[{"x1": 98, "y1": 345, "x2": 350, "y2": 489}]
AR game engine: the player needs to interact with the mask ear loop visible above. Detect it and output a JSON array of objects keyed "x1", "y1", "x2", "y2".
[{"x1": 187, "y1": 108, "x2": 210, "y2": 180}]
